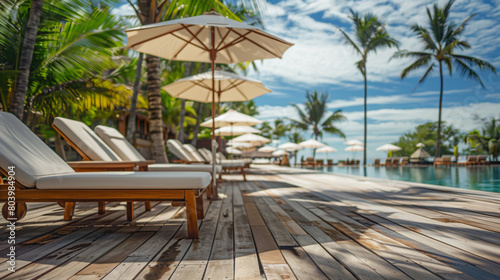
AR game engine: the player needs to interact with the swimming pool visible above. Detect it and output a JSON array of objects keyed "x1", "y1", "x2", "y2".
[{"x1": 304, "y1": 165, "x2": 500, "y2": 193}]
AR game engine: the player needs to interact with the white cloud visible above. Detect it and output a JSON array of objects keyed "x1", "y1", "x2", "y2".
[
  {"x1": 327, "y1": 94, "x2": 430, "y2": 108},
  {"x1": 112, "y1": 4, "x2": 136, "y2": 17},
  {"x1": 250, "y1": 0, "x2": 500, "y2": 86}
]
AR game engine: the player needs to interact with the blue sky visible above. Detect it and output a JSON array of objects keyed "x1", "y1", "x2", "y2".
[{"x1": 115, "y1": 0, "x2": 500, "y2": 161}]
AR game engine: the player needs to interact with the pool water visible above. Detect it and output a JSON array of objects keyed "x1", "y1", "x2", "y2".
[{"x1": 304, "y1": 165, "x2": 500, "y2": 193}]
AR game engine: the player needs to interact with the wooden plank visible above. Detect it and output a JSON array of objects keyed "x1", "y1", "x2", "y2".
[
  {"x1": 204, "y1": 184, "x2": 234, "y2": 280},
  {"x1": 149, "y1": 185, "x2": 226, "y2": 279},
  {"x1": 233, "y1": 184, "x2": 261, "y2": 280},
  {"x1": 93, "y1": 223, "x2": 182, "y2": 280},
  {"x1": 241, "y1": 185, "x2": 296, "y2": 280},
  {"x1": 271, "y1": 172, "x2": 500, "y2": 280}
]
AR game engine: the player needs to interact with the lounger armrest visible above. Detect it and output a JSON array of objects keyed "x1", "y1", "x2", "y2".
[{"x1": 68, "y1": 161, "x2": 138, "y2": 171}]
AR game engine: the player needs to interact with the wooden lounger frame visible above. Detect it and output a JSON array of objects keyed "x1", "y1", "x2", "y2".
[{"x1": 0, "y1": 180, "x2": 202, "y2": 238}]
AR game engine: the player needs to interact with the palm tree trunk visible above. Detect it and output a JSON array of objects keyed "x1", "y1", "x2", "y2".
[
  {"x1": 146, "y1": 54, "x2": 168, "y2": 163},
  {"x1": 177, "y1": 62, "x2": 191, "y2": 143},
  {"x1": 363, "y1": 72, "x2": 367, "y2": 166},
  {"x1": 126, "y1": 53, "x2": 144, "y2": 142},
  {"x1": 9, "y1": 0, "x2": 44, "y2": 120},
  {"x1": 191, "y1": 102, "x2": 203, "y2": 147},
  {"x1": 436, "y1": 60, "x2": 444, "y2": 157}
]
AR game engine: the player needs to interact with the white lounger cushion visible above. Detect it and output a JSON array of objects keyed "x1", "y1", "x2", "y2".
[
  {"x1": 37, "y1": 171, "x2": 210, "y2": 190},
  {"x1": 167, "y1": 139, "x2": 198, "y2": 162},
  {"x1": 53, "y1": 117, "x2": 122, "y2": 161},
  {"x1": 0, "y1": 112, "x2": 75, "y2": 188},
  {"x1": 147, "y1": 163, "x2": 222, "y2": 173},
  {"x1": 183, "y1": 144, "x2": 207, "y2": 162},
  {"x1": 94, "y1": 125, "x2": 145, "y2": 162}
]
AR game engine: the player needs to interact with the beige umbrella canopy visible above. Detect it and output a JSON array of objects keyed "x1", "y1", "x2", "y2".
[
  {"x1": 125, "y1": 10, "x2": 293, "y2": 64},
  {"x1": 317, "y1": 146, "x2": 338, "y2": 153},
  {"x1": 258, "y1": 146, "x2": 277, "y2": 152},
  {"x1": 345, "y1": 139, "x2": 363, "y2": 146},
  {"x1": 345, "y1": 145, "x2": 365, "y2": 152},
  {"x1": 226, "y1": 147, "x2": 242, "y2": 155},
  {"x1": 227, "y1": 142, "x2": 253, "y2": 148},
  {"x1": 163, "y1": 70, "x2": 271, "y2": 103},
  {"x1": 125, "y1": 10, "x2": 292, "y2": 191},
  {"x1": 201, "y1": 109, "x2": 262, "y2": 128},
  {"x1": 299, "y1": 139, "x2": 326, "y2": 148},
  {"x1": 231, "y1": 133, "x2": 270, "y2": 146},
  {"x1": 214, "y1": 125, "x2": 261, "y2": 136},
  {"x1": 376, "y1": 144, "x2": 402, "y2": 152},
  {"x1": 278, "y1": 142, "x2": 303, "y2": 151}
]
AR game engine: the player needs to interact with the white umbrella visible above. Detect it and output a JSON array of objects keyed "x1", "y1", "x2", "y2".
[
  {"x1": 416, "y1": 143, "x2": 425, "y2": 147},
  {"x1": 214, "y1": 125, "x2": 261, "y2": 136},
  {"x1": 258, "y1": 146, "x2": 277, "y2": 152},
  {"x1": 345, "y1": 139, "x2": 363, "y2": 146},
  {"x1": 226, "y1": 147, "x2": 242, "y2": 155},
  {"x1": 278, "y1": 142, "x2": 303, "y2": 151},
  {"x1": 345, "y1": 145, "x2": 365, "y2": 152},
  {"x1": 201, "y1": 109, "x2": 262, "y2": 128},
  {"x1": 317, "y1": 146, "x2": 337, "y2": 162},
  {"x1": 299, "y1": 139, "x2": 326, "y2": 148},
  {"x1": 163, "y1": 70, "x2": 271, "y2": 103},
  {"x1": 231, "y1": 133, "x2": 270, "y2": 146},
  {"x1": 376, "y1": 144, "x2": 402, "y2": 151},
  {"x1": 317, "y1": 146, "x2": 338, "y2": 153},
  {"x1": 345, "y1": 145, "x2": 364, "y2": 160},
  {"x1": 125, "y1": 10, "x2": 292, "y2": 194},
  {"x1": 272, "y1": 150, "x2": 288, "y2": 157}
]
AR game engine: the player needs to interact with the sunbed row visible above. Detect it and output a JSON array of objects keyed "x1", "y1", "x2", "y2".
[{"x1": 0, "y1": 112, "x2": 247, "y2": 239}]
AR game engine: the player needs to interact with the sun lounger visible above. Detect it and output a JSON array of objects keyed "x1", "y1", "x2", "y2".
[
  {"x1": 327, "y1": 159, "x2": 334, "y2": 166},
  {"x1": 373, "y1": 159, "x2": 380, "y2": 166},
  {"x1": 0, "y1": 112, "x2": 209, "y2": 238},
  {"x1": 433, "y1": 157, "x2": 443, "y2": 166},
  {"x1": 391, "y1": 157, "x2": 400, "y2": 166},
  {"x1": 196, "y1": 148, "x2": 247, "y2": 180},
  {"x1": 458, "y1": 155, "x2": 475, "y2": 166},
  {"x1": 381, "y1": 158, "x2": 392, "y2": 166},
  {"x1": 52, "y1": 117, "x2": 218, "y2": 218},
  {"x1": 400, "y1": 157, "x2": 408, "y2": 166},
  {"x1": 316, "y1": 159, "x2": 324, "y2": 167},
  {"x1": 477, "y1": 155, "x2": 489, "y2": 165}
]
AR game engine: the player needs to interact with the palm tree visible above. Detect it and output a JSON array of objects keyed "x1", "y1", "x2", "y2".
[
  {"x1": 287, "y1": 131, "x2": 305, "y2": 166},
  {"x1": 1, "y1": 1, "x2": 126, "y2": 124},
  {"x1": 9, "y1": 0, "x2": 44, "y2": 120},
  {"x1": 464, "y1": 117, "x2": 500, "y2": 161},
  {"x1": 392, "y1": 0, "x2": 496, "y2": 157},
  {"x1": 338, "y1": 10, "x2": 399, "y2": 166},
  {"x1": 289, "y1": 91, "x2": 346, "y2": 158},
  {"x1": 128, "y1": 0, "x2": 255, "y2": 162}
]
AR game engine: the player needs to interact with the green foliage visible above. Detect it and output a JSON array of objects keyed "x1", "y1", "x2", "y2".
[
  {"x1": 259, "y1": 118, "x2": 290, "y2": 142},
  {"x1": 0, "y1": 0, "x2": 132, "y2": 124},
  {"x1": 223, "y1": 100, "x2": 259, "y2": 116},
  {"x1": 464, "y1": 117, "x2": 500, "y2": 160},
  {"x1": 393, "y1": 122, "x2": 463, "y2": 156},
  {"x1": 289, "y1": 91, "x2": 346, "y2": 140}
]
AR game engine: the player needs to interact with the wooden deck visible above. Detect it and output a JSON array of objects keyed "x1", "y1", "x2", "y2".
[{"x1": 2, "y1": 165, "x2": 500, "y2": 279}]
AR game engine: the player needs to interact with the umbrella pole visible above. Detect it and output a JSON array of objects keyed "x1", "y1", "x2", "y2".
[{"x1": 210, "y1": 27, "x2": 219, "y2": 200}]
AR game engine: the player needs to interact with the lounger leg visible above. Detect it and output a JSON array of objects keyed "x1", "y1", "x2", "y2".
[
  {"x1": 144, "y1": 202, "x2": 152, "y2": 211},
  {"x1": 64, "y1": 202, "x2": 76, "y2": 221},
  {"x1": 241, "y1": 167, "x2": 247, "y2": 181},
  {"x1": 98, "y1": 202, "x2": 106, "y2": 214},
  {"x1": 206, "y1": 182, "x2": 213, "y2": 200},
  {"x1": 196, "y1": 192, "x2": 209, "y2": 220},
  {"x1": 126, "y1": 202, "x2": 134, "y2": 221},
  {"x1": 185, "y1": 190, "x2": 199, "y2": 239}
]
